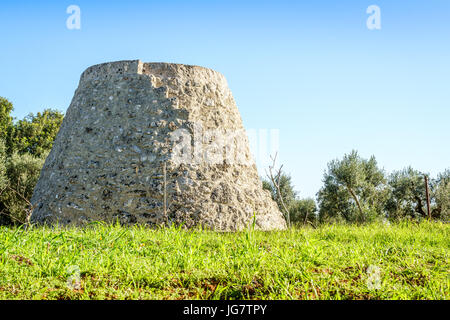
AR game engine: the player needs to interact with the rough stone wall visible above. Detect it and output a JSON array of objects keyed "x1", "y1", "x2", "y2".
[{"x1": 30, "y1": 60, "x2": 286, "y2": 231}]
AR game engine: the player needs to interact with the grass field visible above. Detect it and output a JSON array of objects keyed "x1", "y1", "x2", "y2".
[{"x1": 0, "y1": 221, "x2": 448, "y2": 300}]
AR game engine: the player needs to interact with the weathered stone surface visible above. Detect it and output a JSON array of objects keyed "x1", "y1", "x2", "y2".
[{"x1": 30, "y1": 60, "x2": 286, "y2": 231}]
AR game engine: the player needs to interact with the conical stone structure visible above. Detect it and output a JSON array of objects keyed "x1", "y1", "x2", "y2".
[{"x1": 31, "y1": 60, "x2": 286, "y2": 231}]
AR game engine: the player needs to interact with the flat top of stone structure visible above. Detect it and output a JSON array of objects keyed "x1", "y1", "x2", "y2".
[{"x1": 80, "y1": 60, "x2": 225, "y2": 82}]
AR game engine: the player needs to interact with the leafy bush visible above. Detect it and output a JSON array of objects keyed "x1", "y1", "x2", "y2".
[
  {"x1": 0, "y1": 139, "x2": 6, "y2": 188},
  {"x1": 289, "y1": 198, "x2": 317, "y2": 225},
  {"x1": 0, "y1": 151, "x2": 48, "y2": 224},
  {"x1": 0, "y1": 139, "x2": 9, "y2": 225},
  {"x1": 433, "y1": 170, "x2": 450, "y2": 221},
  {"x1": 0, "y1": 97, "x2": 62, "y2": 225}
]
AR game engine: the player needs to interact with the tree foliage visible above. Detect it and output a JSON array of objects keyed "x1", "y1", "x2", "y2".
[
  {"x1": 0, "y1": 97, "x2": 63, "y2": 225},
  {"x1": 433, "y1": 169, "x2": 450, "y2": 221},
  {"x1": 0, "y1": 151, "x2": 47, "y2": 224},
  {"x1": 289, "y1": 198, "x2": 317, "y2": 225},
  {"x1": 263, "y1": 173, "x2": 318, "y2": 225},
  {"x1": 8, "y1": 109, "x2": 63, "y2": 157},
  {"x1": 0, "y1": 139, "x2": 7, "y2": 190},
  {"x1": 0, "y1": 97, "x2": 13, "y2": 141},
  {"x1": 317, "y1": 150, "x2": 387, "y2": 223},
  {"x1": 263, "y1": 172, "x2": 297, "y2": 210},
  {"x1": 384, "y1": 167, "x2": 429, "y2": 220}
]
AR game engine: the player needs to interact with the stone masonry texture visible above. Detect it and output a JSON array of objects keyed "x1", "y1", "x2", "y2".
[{"x1": 30, "y1": 60, "x2": 286, "y2": 231}]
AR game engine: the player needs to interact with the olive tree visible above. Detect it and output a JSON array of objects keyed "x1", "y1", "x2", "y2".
[
  {"x1": 0, "y1": 139, "x2": 7, "y2": 190},
  {"x1": 385, "y1": 167, "x2": 430, "y2": 220},
  {"x1": 317, "y1": 150, "x2": 387, "y2": 223},
  {"x1": 433, "y1": 169, "x2": 450, "y2": 221},
  {"x1": 289, "y1": 198, "x2": 317, "y2": 225}
]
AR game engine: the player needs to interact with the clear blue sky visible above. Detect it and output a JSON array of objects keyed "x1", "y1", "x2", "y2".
[{"x1": 1, "y1": 0, "x2": 449, "y2": 198}]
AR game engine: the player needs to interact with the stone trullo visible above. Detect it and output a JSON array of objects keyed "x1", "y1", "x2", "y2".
[{"x1": 30, "y1": 60, "x2": 286, "y2": 231}]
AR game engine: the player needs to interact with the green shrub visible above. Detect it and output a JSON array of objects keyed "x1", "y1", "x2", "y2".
[
  {"x1": 0, "y1": 139, "x2": 9, "y2": 225},
  {"x1": 289, "y1": 198, "x2": 317, "y2": 225},
  {"x1": 0, "y1": 151, "x2": 47, "y2": 224},
  {"x1": 0, "y1": 97, "x2": 13, "y2": 142},
  {"x1": 0, "y1": 97, "x2": 62, "y2": 225},
  {"x1": 433, "y1": 170, "x2": 450, "y2": 221},
  {"x1": 0, "y1": 139, "x2": 6, "y2": 189}
]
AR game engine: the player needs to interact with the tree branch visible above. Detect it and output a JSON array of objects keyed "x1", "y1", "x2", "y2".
[
  {"x1": 266, "y1": 153, "x2": 291, "y2": 228},
  {"x1": 0, "y1": 185, "x2": 35, "y2": 227},
  {"x1": 346, "y1": 184, "x2": 364, "y2": 222}
]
